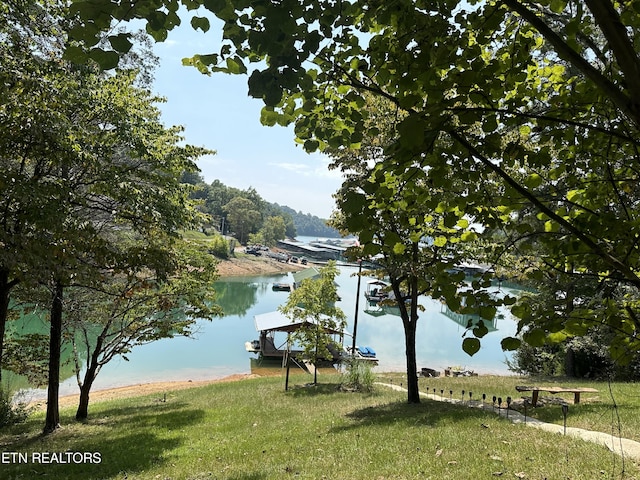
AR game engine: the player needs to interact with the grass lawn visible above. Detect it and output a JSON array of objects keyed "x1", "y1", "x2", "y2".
[
  {"x1": 405, "y1": 373, "x2": 640, "y2": 444},
  {"x1": 1, "y1": 372, "x2": 639, "y2": 479}
]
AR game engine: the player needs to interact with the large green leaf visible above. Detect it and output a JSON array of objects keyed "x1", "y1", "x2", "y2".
[
  {"x1": 108, "y1": 33, "x2": 133, "y2": 53},
  {"x1": 472, "y1": 320, "x2": 489, "y2": 338},
  {"x1": 501, "y1": 337, "x2": 521, "y2": 351},
  {"x1": 523, "y1": 328, "x2": 546, "y2": 347},
  {"x1": 89, "y1": 48, "x2": 120, "y2": 70},
  {"x1": 190, "y1": 16, "x2": 211, "y2": 32},
  {"x1": 397, "y1": 114, "x2": 427, "y2": 149},
  {"x1": 462, "y1": 337, "x2": 481, "y2": 356}
]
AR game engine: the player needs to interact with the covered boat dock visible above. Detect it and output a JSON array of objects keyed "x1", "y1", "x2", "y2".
[{"x1": 246, "y1": 311, "x2": 347, "y2": 361}]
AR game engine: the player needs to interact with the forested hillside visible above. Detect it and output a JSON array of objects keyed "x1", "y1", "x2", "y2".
[
  {"x1": 277, "y1": 205, "x2": 340, "y2": 238},
  {"x1": 181, "y1": 173, "x2": 339, "y2": 243}
]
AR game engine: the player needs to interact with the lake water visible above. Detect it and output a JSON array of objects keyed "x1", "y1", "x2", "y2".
[{"x1": 26, "y1": 264, "x2": 518, "y2": 399}]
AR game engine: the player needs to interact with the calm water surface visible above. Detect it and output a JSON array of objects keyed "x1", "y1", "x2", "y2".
[{"x1": 44, "y1": 265, "x2": 518, "y2": 397}]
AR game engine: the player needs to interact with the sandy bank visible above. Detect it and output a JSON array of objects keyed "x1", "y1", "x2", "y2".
[
  {"x1": 31, "y1": 374, "x2": 262, "y2": 411},
  {"x1": 215, "y1": 252, "x2": 307, "y2": 277}
]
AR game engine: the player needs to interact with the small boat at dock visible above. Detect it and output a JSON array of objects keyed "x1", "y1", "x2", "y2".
[
  {"x1": 345, "y1": 345, "x2": 379, "y2": 363},
  {"x1": 245, "y1": 310, "x2": 378, "y2": 365},
  {"x1": 364, "y1": 280, "x2": 394, "y2": 304}
]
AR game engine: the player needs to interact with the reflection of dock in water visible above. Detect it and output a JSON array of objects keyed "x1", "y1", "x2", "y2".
[
  {"x1": 439, "y1": 304, "x2": 498, "y2": 332},
  {"x1": 250, "y1": 357, "x2": 283, "y2": 377},
  {"x1": 364, "y1": 300, "x2": 401, "y2": 317}
]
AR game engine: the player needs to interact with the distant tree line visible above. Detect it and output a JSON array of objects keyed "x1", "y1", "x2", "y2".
[
  {"x1": 277, "y1": 205, "x2": 341, "y2": 238},
  {"x1": 180, "y1": 173, "x2": 340, "y2": 244}
]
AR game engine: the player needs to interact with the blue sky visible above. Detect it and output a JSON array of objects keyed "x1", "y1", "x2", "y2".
[{"x1": 148, "y1": 18, "x2": 342, "y2": 219}]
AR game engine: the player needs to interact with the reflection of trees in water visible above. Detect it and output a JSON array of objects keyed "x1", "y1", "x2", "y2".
[
  {"x1": 215, "y1": 279, "x2": 268, "y2": 316},
  {"x1": 5, "y1": 308, "x2": 78, "y2": 389}
]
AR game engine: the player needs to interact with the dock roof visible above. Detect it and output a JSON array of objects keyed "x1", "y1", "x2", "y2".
[
  {"x1": 254, "y1": 310, "x2": 346, "y2": 335},
  {"x1": 291, "y1": 267, "x2": 322, "y2": 284}
]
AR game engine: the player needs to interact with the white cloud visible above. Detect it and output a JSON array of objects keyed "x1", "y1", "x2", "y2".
[{"x1": 269, "y1": 162, "x2": 311, "y2": 174}]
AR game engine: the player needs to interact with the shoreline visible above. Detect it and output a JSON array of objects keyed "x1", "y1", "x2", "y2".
[
  {"x1": 215, "y1": 251, "x2": 308, "y2": 277},
  {"x1": 30, "y1": 373, "x2": 264, "y2": 411},
  {"x1": 23, "y1": 254, "x2": 306, "y2": 411},
  {"x1": 33, "y1": 366, "x2": 508, "y2": 412}
]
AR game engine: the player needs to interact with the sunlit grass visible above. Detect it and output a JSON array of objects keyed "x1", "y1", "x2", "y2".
[
  {"x1": 395, "y1": 373, "x2": 640, "y2": 443},
  {"x1": 0, "y1": 372, "x2": 638, "y2": 479}
]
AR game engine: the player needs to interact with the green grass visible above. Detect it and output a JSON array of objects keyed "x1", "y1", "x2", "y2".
[
  {"x1": 402, "y1": 374, "x2": 640, "y2": 444},
  {"x1": 1, "y1": 372, "x2": 639, "y2": 479}
]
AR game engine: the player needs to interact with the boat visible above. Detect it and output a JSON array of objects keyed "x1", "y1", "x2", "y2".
[
  {"x1": 364, "y1": 280, "x2": 394, "y2": 303},
  {"x1": 344, "y1": 345, "x2": 379, "y2": 363},
  {"x1": 364, "y1": 303, "x2": 401, "y2": 317},
  {"x1": 272, "y1": 283, "x2": 292, "y2": 291},
  {"x1": 245, "y1": 310, "x2": 346, "y2": 362}
]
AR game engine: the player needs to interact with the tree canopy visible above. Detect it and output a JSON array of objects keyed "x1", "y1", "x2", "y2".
[
  {"x1": 330, "y1": 94, "x2": 511, "y2": 402},
  {"x1": 1, "y1": 0, "x2": 221, "y2": 431},
  {"x1": 65, "y1": 0, "x2": 640, "y2": 379},
  {"x1": 181, "y1": 173, "x2": 337, "y2": 241}
]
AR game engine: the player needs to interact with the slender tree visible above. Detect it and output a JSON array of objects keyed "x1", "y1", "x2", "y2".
[
  {"x1": 279, "y1": 261, "x2": 345, "y2": 384},
  {"x1": 329, "y1": 95, "x2": 512, "y2": 401},
  {"x1": 67, "y1": 238, "x2": 221, "y2": 421}
]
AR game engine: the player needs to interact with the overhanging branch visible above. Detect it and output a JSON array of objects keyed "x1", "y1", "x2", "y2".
[
  {"x1": 503, "y1": 0, "x2": 640, "y2": 127},
  {"x1": 450, "y1": 129, "x2": 640, "y2": 288}
]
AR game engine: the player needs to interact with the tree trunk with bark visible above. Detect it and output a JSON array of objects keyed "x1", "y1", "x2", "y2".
[
  {"x1": 393, "y1": 275, "x2": 421, "y2": 404},
  {"x1": 0, "y1": 269, "x2": 19, "y2": 384},
  {"x1": 404, "y1": 319, "x2": 419, "y2": 403},
  {"x1": 43, "y1": 280, "x2": 63, "y2": 434},
  {"x1": 0, "y1": 271, "x2": 10, "y2": 384},
  {"x1": 75, "y1": 331, "x2": 105, "y2": 421},
  {"x1": 76, "y1": 379, "x2": 93, "y2": 421}
]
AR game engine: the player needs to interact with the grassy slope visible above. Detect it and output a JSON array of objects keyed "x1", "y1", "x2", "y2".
[
  {"x1": 382, "y1": 373, "x2": 640, "y2": 443},
  {"x1": 1, "y1": 373, "x2": 639, "y2": 479}
]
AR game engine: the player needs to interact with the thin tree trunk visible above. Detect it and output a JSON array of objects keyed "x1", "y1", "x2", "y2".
[
  {"x1": 393, "y1": 275, "x2": 421, "y2": 404},
  {"x1": 0, "y1": 271, "x2": 11, "y2": 384},
  {"x1": 75, "y1": 331, "x2": 105, "y2": 421},
  {"x1": 405, "y1": 277, "x2": 420, "y2": 404},
  {"x1": 76, "y1": 377, "x2": 93, "y2": 421},
  {"x1": 404, "y1": 322, "x2": 419, "y2": 402},
  {"x1": 44, "y1": 280, "x2": 63, "y2": 434},
  {"x1": 0, "y1": 269, "x2": 19, "y2": 384}
]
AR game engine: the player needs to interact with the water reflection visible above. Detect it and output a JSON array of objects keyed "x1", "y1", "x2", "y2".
[
  {"x1": 25, "y1": 267, "x2": 518, "y2": 398},
  {"x1": 440, "y1": 304, "x2": 499, "y2": 332},
  {"x1": 334, "y1": 266, "x2": 518, "y2": 374},
  {"x1": 214, "y1": 277, "x2": 270, "y2": 316}
]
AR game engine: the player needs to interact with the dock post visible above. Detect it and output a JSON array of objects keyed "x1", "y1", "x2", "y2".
[{"x1": 284, "y1": 351, "x2": 291, "y2": 391}]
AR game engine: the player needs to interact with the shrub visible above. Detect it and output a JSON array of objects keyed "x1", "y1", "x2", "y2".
[
  {"x1": 507, "y1": 330, "x2": 640, "y2": 380},
  {"x1": 208, "y1": 235, "x2": 230, "y2": 259},
  {"x1": 0, "y1": 387, "x2": 31, "y2": 428},
  {"x1": 506, "y1": 342, "x2": 565, "y2": 377},
  {"x1": 341, "y1": 359, "x2": 376, "y2": 393}
]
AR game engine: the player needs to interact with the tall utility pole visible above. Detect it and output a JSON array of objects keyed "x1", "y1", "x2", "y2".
[{"x1": 351, "y1": 259, "x2": 362, "y2": 356}]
